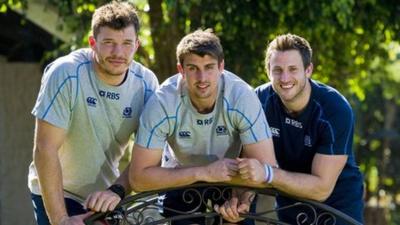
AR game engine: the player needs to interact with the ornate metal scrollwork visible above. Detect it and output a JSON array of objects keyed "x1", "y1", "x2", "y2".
[{"x1": 84, "y1": 183, "x2": 361, "y2": 225}]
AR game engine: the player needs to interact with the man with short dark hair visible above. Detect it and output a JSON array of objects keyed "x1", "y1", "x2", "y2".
[
  {"x1": 29, "y1": 1, "x2": 158, "y2": 224},
  {"x1": 129, "y1": 29, "x2": 277, "y2": 225},
  {"x1": 218, "y1": 33, "x2": 364, "y2": 225}
]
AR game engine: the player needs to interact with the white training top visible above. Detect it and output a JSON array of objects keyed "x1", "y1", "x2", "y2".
[
  {"x1": 29, "y1": 48, "x2": 158, "y2": 199},
  {"x1": 136, "y1": 70, "x2": 272, "y2": 167}
]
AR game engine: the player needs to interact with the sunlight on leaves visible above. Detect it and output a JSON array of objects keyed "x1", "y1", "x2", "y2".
[{"x1": 368, "y1": 166, "x2": 379, "y2": 192}]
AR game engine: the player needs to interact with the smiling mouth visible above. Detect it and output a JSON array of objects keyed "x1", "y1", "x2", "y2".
[
  {"x1": 280, "y1": 83, "x2": 294, "y2": 89},
  {"x1": 197, "y1": 84, "x2": 209, "y2": 89},
  {"x1": 196, "y1": 82, "x2": 210, "y2": 89}
]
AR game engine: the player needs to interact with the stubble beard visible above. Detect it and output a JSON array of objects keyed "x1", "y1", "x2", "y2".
[
  {"x1": 98, "y1": 55, "x2": 130, "y2": 77},
  {"x1": 278, "y1": 77, "x2": 308, "y2": 104}
]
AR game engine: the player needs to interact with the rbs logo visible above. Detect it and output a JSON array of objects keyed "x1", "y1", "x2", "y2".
[
  {"x1": 99, "y1": 90, "x2": 120, "y2": 100},
  {"x1": 86, "y1": 97, "x2": 97, "y2": 107},
  {"x1": 197, "y1": 117, "x2": 213, "y2": 125}
]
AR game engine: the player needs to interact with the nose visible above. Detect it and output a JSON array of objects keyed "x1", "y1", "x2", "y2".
[
  {"x1": 111, "y1": 44, "x2": 124, "y2": 56},
  {"x1": 196, "y1": 70, "x2": 207, "y2": 81},
  {"x1": 280, "y1": 70, "x2": 290, "y2": 82}
]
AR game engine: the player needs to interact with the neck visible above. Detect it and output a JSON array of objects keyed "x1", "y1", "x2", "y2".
[
  {"x1": 191, "y1": 98, "x2": 216, "y2": 114},
  {"x1": 92, "y1": 54, "x2": 127, "y2": 86}
]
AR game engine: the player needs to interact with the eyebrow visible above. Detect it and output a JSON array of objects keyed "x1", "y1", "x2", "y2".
[
  {"x1": 185, "y1": 62, "x2": 217, "y2": 67},
  {"x1": 101, "y1": 38, "x2": 135, "y2": 43}
]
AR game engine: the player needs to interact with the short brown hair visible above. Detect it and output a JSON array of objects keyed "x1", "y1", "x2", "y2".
[
  {"x1": 91, "y1": 1, "x2": 140, "y2": 38},
  {"x1": 265, "y1": 33, "x2": 312, "y2": 70},
  {"x1": 176, "y1": 29, "x2": 224, "y2": 65}
]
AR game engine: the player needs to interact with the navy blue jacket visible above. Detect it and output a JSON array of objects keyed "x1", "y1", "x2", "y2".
[{"x1": 255, "y1": 79, "x2": 364, "y2": 224}]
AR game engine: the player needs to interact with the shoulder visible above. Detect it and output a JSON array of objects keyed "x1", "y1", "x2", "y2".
[
  {"x1": 222, "y1": 70, "x2": 253, "y2": 97},
  {"x1": 254, "y1": 82, "x2": 273, "y2": 95},
  {"x1": 221, "y1": 70, "x2": 265, "y2": 110},
  {"x1": 254, "y1": 82, "x2": 275, "y2": 107},
  {"x1": 311, "y1": 80, "x2": 353, "y2": 116},
  {"x1": 157, "y1": 74, "x2": 180, "y2": 95},
  {"x1": 129, "y1": 61, "x2": 158, "y2": 84},
  {"x1": 222, "y1": 70, "x2": 251, "y2": 88},
  {"x1": 41, "y1": 49, "x2": 92, "y2": 84},
  {"x1": 142, "y1": 74, "x2": 181, "y2": 118},
  {"x1": 152, "y1": 74, "x2": 181, "y2": 104}
]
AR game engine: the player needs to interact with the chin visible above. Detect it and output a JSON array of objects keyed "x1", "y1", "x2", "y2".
[
  {"x1": 107, "y1": 68, "x2": 127, "y2": 76},
  {"x1": 277, "y1": 93, "x2": 294, "y2": 102}
]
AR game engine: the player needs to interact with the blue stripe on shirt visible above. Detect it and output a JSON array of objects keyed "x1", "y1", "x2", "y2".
[
  {"x1": 132, "y1": 70, "x2": 154, "y2": 103},
  {"x1": 146, "y1": 102, "x2": 182, "y2": 148},
  {"x1": 223, "y1": 97, "x2": 258, "y2": 142},
  {"x1": 315, "y1": 101, "x2": 337, "y2": 155},
  {"x1": 42, "y1": 61, "x2": 90, "y2": 119}
]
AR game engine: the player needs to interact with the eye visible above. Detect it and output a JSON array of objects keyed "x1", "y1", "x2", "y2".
[
  {"x1": 205, "y1": 65, "x2": 215, "y2": 70},
  {"x1": 289, "y1": 67, "x2": 298, "y2": 73},
  {"x1": 123, "y1": 41, "x2": 133, "y2": 46},
  {"x1": 272, "y1": 68, "x2": 282, "y2": 74},
  {"x1": 102, "y1": 40, "x2": 114, "y2": 46},
  {"x1": 187, "y1": 66, "x2": 197, "y2": 72}
]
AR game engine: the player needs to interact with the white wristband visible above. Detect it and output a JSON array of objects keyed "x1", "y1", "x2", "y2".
[{"x1": 263, "y1": 164, "x2": 274, "y2": 184}]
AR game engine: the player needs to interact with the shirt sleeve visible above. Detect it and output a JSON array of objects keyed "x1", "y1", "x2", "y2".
[
  {"x1": 317, "y1": 97, "x2": 354, "y2": 155},
  {"x1": 143, "y1": 69, "x2": 159, "y2": 104},
  {"x1": 230, "y1": 89, "x2": 272, "y2": 145},
  {"x1": 135, "y1": 94, "x2": 171, "y2": 149},
  {"x1": 31, "y1": 62, "x2": 76, "y2": 130}
]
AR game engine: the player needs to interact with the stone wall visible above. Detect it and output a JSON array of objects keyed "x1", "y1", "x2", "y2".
[{"x1": 0, "y1": 61, "x2": 42, "y2": 224}]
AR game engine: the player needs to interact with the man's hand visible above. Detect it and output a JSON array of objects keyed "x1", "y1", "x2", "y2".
[
  {"x1": 237, "y1": 158, "x2": 265, "y2": 184},
  {"x1": 84, "y1": 190, "x2": 121, "y2": 212},
  {"x1": 204, "y1": 158, "x2": 238, "y2": 182},
  {"x1": 57, "y1": 212, "x2": 94, "y2": 225},
  {"x1": 213, "y1": 190, "x2": 255, "y2": 223},
  {"x1": 214, "y1": 197, "x2": 242, "y2": 223}
]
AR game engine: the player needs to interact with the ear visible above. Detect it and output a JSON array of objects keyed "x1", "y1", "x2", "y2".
[
  {"x1": 305, "y1": 63, "x2": 313, "y2": 78},
  {"x1": 177, "y1": 63, "x2": 185, "y2": 79},
  {"x1": 218, "y1": 60, "x2": 225, "y2": 73},
  {"x1": 134, "y1": 39, "x2": 140, "y2": 52},
  {"x1": 266, "y1": 63, "x2": 272, "y2": 80},
  {"x1": 88, "y1": 36, "x2": 96, "y2": 49}
]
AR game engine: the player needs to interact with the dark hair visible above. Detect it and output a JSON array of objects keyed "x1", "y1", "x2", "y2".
[
  {"x1": 265, "y1": 33, "x2": 312, "y2": 70},
  {"x1": 91, "y1": 1, "x2": 140, "y2": 38},
  {"x1": 176, "y1": 29, "x2": 224, "y2": 65}
]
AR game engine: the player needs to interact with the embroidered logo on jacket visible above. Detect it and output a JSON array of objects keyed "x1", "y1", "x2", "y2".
[
  {"x1": 123, "y1": 107, "x2": 132, "y2": 118},
  {"x1": 197, "y1": 117, "x2": 213, "y2": 125},
  {"x1": 285, "y1": 117, "x2": 303, "y2": 129},
  {"x1": 304, "y1": 135, "x2": 312, "y2": 147},
  {"x1": 216, "y1": 125, "x2": 228, "y2": 136},
  {"x1": 178, "y1": 131, "x2": 191, "y2": 138},
  {"x1": 86, "y1": 97, "x2": 97, "y2": 107},
  {"x1": 270, "y1": 127, "x2": 280, "y2": 137},
  {"x1": 99, "y1": 90, "x2": 120, "y2": 100}
]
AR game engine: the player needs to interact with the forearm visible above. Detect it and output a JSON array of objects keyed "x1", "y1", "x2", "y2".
[
  {"x1": 272, "y1": 168, "x2": 332, "y2": 201},
  {"x1": 114, "y1": 164, "x2": 132, "y2": 193},
  {"x1": 131, "y1": 166, "x2": 207, "y2": 192},
  {"x1": 34, "y1": 147, "x2": 67, "y2": 224},
  {"x1": 228, "y1": 176, "x2": 268, "y2": 188}
]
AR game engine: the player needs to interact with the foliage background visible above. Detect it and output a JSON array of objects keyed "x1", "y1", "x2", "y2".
[{"x1": 2, "y1": 0, "x2": 399, "y2": 224}]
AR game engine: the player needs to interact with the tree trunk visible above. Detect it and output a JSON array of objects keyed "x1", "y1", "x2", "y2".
[{"x1": 148, "y1": 0, "x2": 183, "y2": 82}]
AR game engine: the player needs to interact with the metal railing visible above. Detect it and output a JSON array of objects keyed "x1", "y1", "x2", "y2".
[{"x1": 84, "y1": 183, "x2": 362, "y2": 225}]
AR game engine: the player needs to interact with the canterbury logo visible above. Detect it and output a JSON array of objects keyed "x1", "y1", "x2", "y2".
[
  {"x1": 178, "y1": 131, "x2": 191, "y2": 138},
  {"x1": 86, "y1": 97, "x2": 97, "y2": 107}
]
